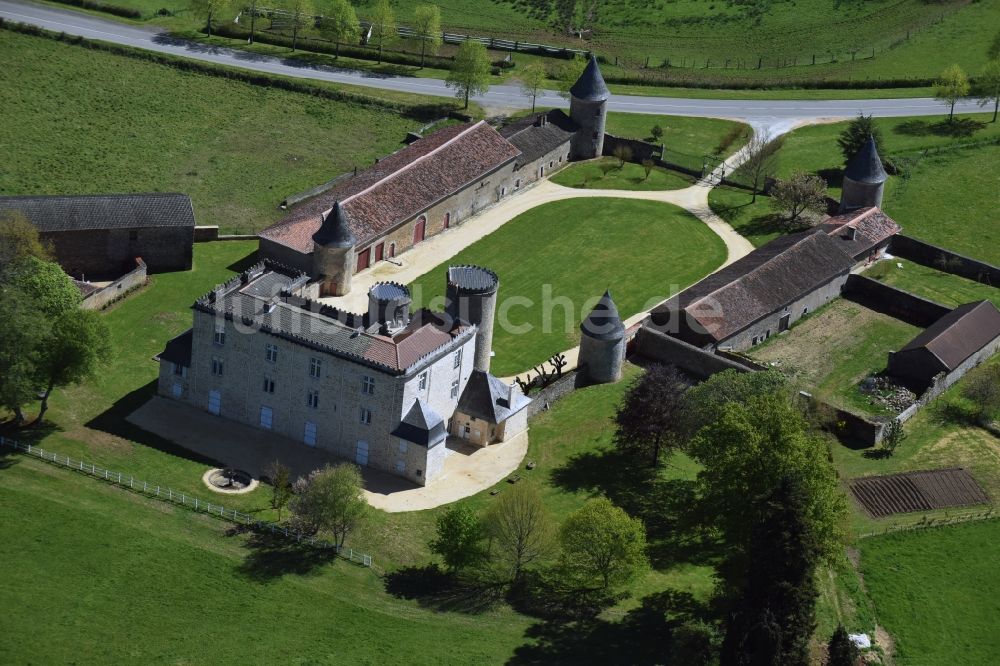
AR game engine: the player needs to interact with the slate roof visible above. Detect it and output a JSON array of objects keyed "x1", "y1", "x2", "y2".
[
  {"x1": 897, "y1": 300, "x2": 1000, "y2": 371},
  {"x1": 500, "y1": 110, "x2": 576, "y2": 168},
  {"x1": 72, "y1": 278, "x2": 101, "y2": 298},
  {"x1": 391, "y1": 399, "x2": 448, "y2": 447},
  {"x1": 447, "y1": 265, "x2": 499, "y2": 294},
  {"x1": 259, "y1": 122, "x2": 522, "y2": 253},
  {"x1": 312, "y1": 202, "x2": 356, "y2": 248},
  {"x1": 820, "y1": 207, "x2": 901, "y2": 259},
  {"x1": 157, "y1": 329, "x2": 193, "y2": 367},
  {"x1": 456, "y1": 370, "x2": 530, "y2": 424},
  {"x1": 844, "y1": 135, "x2": 888, "y2": 184},
  {"x1": 569, "y1": 56, "x2": 610, "y2": 102},
  {"x1": 193, "y1": 263, "x2": 473, "y2": 375},
  {"x1": 651, "y1": 230, "x2": 856, "y2": 342},
  {"x1": 0, "y1": 193, "x2": 195, "y2": 232},
  {"x1": 581, "y1": 290, "x2": 625, "y2": 341}
]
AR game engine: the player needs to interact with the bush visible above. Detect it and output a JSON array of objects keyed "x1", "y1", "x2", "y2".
[
  {"x1": 493, "y1": 58, "x2": 515, "y2": 69},
  {"x1": 48, "y1": 0, "x2": 141, "y2": 19}
]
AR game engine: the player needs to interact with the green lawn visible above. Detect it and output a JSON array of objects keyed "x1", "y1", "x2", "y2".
[
  {"x1": 0, "y1": 30, "x2": 430, "y2": 234},
  {"x1": 408, "y1": 198, "x2": 727, "y2": 377},
  {"x1": 603, "y1": 113, "x2": 750, "y2": 159},
  {"x1": 866, "y1": 260, "x2": 1000, "y2": 310},
  {"x1": 859, "y1": 520, "x2": 1000, "y2": 666},
  {"x1": 551, "y1": 158, "x2": 693, "y2": 191}
]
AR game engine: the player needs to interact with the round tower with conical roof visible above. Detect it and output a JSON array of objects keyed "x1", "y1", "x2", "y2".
[
  {"x1": 445, "y1": 265, "x2": 499, "y2": 373},
  {"x1": 312, "y1": 201, "x2": 356, "y2": 296},
  {"x1": 569, "y1": 56, "x2": 610, "y2": 161},
  {"x1": 840, "y1": 135, "x2": 888, "y2": 213},
  {"x1": 579, "y1": 290, "x2": 625, "y2": 384}
]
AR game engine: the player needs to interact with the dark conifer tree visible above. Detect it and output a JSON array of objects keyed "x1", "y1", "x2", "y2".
[{"x1": 827, "y1": 624, "x2": 859, "y2": 666}]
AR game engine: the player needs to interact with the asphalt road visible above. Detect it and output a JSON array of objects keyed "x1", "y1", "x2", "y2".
[{"x1": 1, "y1": 0, "x2": 986, "y2": 126}]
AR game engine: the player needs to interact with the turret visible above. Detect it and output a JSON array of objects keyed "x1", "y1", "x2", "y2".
[
  {"x1": 312, "y1": 201, "x2": 356, "y2": 296},
  {"x1": 445, "y1": 265, "x2": 499, "y2": 372},
  {"x1": 579, "y1": 290, "x2": 625, "y2": 384},
  {"x1": 569, "y1": 56, "x2": 610, "y2": 160},
  {"x1": 840, "y1": 135, "x2": 888, "y2": 213},
  {"x1": 367, "y1": 282, "x2": 411, "y2": 335}
]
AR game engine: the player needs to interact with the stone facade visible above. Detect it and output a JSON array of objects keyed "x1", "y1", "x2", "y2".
[{"x1": 43, "y1": 226, "x2": 193, "y2": 279}]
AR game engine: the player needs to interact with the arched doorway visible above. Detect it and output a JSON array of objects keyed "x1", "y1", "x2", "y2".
[{"x1": 414, "y1": 215, "x2": 427, "y2": 244}]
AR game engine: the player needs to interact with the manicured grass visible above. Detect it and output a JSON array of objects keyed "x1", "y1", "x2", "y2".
[
  {"x1": 859, "y1": 520, "x2": 1000, "y2": 665},
  {"x1": 0, "y1": 30, "x2": 426, "y2": 234},
  {"x1": 602, "y1": 113, "x2": 750, "y2": 159},
  {"x1": 866, "y1": 259, "x2": 1000, "y2": 310},
  {"x1": 748, "y1": 299, "x2": 921, "y2": 416},
  {"x1": 550, "y1": 158, "x2": 693, "y2": 191},
  {"x1": 408, "y1": 198, "x2": 727, "y2": 376}
]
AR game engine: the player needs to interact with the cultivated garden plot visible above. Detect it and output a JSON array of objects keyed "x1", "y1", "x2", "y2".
[
  {"x1": 849, "y1": 467, "x2": 990, "y2": 518},
  {"x1": 747, "y1": 298, "x2": 920, "y2": 417}
]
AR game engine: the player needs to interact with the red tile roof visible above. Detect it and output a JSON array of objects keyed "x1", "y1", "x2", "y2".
[
  {"x1": 259, "y1": 121, "x2": 521, "y2": 253},
  {"x1": 820, "y1": 207, "x2": 901, "y2": 259}
]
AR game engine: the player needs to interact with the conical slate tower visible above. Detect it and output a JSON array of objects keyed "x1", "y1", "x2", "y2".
[
  {"x1": 840, "y1": 135, "x2": 888, "y2": 213},
  {"x1": 312, "y1": 201, "x2": 356, "y2": 248},
  {"x1": 579, "y1": 290, "x2": 626, "y2": 384},
  {"x1": 312, "y1": 201, "x2": 356, "y2": 296},
  {"x1": 569, "y1": 56, "x2": 610, "y2": 160}
]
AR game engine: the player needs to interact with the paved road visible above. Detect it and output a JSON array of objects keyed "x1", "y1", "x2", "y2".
[{"x1": 2, "y1": 0, "x2": 986, "y2": 124}]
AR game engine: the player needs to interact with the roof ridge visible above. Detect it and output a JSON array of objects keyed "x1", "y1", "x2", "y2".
[{"x1": 341, "y1": 121, "x2": 487, "y2": 207}]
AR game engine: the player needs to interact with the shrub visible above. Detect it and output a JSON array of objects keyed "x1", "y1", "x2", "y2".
[{"x1": 49, "y1": 0, "x2": 141, "y2": 19}]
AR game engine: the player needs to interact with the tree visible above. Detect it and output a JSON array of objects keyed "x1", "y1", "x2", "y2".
[
  {"x1": 837, "y1": 113, "x2": 885, "y2": 164},
  {"x1": 318, "y1": 0, "x2": 359, "y2": 58},
  {"x1": 612, "y1": 144, "x2": 633, "y2": 168},
  {"x1": 770, "y1": 172, "x2": 828, "y2": 228},
  {"x1": 613, "y1": 363, "x2": 688, "y2": 467},
  {"x1": 934, "y1": 64, "x2": 970, "y2": 121},
  {"x1": 559, "y1": 497, "x2": 648, "y2": 591},
  {"x1": 0, "y1": 211, "x2": 50, "y2": 271},
  {"x1": 977, "y1": 59, "x2": 1000, "y2": 123},
  {"x1": 446, "y1": 40, "x2": 491, "y2": 109},
  {"x1": 244, "y1": 0, "x2": 262, "y2": 44},
  {"x1": 412, "y1": 4, "x2": 442, "y2": 69},
  {"x1": 430, "y1": 504, "x2": 487, "y2": 572},
  {"x1": 827, "y1": 624, "x2": 859, "y2": 666},
  {"x1": 962, "y1": 364, "x2": 1000, "y2": 425},
  {"x1": 740, "y1": 129, "x2": 779, "y2": 203},
  {"x1": 284, "y1": 0, "x2": 315, "y2": 51},
  {"x1": 650, "y1": 124, "x2": 664, "y2": 141},
  {"x1": 683, "y1": 371, "x2": 847, "y2": 562},
  {"x1": 265, "y1": 460, "x2": 293, "y2": 521},
  {"x1": 519, "y1": 62, "x2": 547, "y2": 114},
  {"x1": 290, "y1": 464, "x2": 370, "y2": 548},
  {"x1": 554, "y1": 55, "x2": 587, "y2": 99},
  {"x1": 641, "y1": 158, "x2": 654, "y2": 181},
  {"x1": 189, "y1": 0, "x2": 231, "y2": 38},
  {"x1": 33, "y1": 308, "x2": 112, "y2": 424},
  {"x1": 719, "y1": 476, "x2": 821, "y2": 666},
  {"x1": 0, "y1": 289, "x2": 48, "y2": 425},
  {"x1": 3, "y1": 256, "x2": 80, "y2": 320},
  {"x1": 483, "y1": 483, "x2": 553, "y2": 583},
  {"x1": 369, "y1": 0, "x2": 396, "y2": 64},
  {"x1": 880, "y1": 419, "x2": 906, "y2": 456}
]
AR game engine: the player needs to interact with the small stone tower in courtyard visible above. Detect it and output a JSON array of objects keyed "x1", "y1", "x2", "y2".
[
  {"x1": 840, "y1": 135, "x2": 888, "y2": 213},
  {"x1": 569, "y1": 56, "x2": 610, "y2": 160},
  {"x1": 446, "y1": 265, "x2": 499, "y2": 372},
  {"x1": 579, "y1": 290, "x2": 626, "y2": 384},
  {"x1": 312, "y1": 201, "x2": 356, "y2": 297}
]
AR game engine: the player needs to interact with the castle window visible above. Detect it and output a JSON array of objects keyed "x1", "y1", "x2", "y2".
[
  {"x1": 453, "y1": 349, "x2": 463, "y2": 369},
  {"x1": 213, "y1": 328, "x2": 225, "y2": 346},
  {"x1": 399, "y1": 441, "x2": 408, "y2": 454},
  {"x1": 259, "y1": 406, "x2": 273, "y2": 430},
  {"x1": 265, "y1": 343, "x2": 278, "y2": 363},
  {"x1": 362, "y1": 375, "x2": 375, "y2": 395},
  {"x1": 211, "y1": 356, "x2": 224, "y2": 376},
  {"x1": 450, "y1": 379, "x2": 459, "y2": 398},
  {"x1": 359, "y1": 407, "x2": 372, "y2": 425},
  {"x1": 262, "y1": 377, "x2": 275, "y2": 394},
  {"x1": 309, "y1": 357, "x2": 322, "y2": 378},
  {"x1": 307, "y1": 390, "x2": 319, "y2": 409},
  {"x1": 304, "y1": 422, "x2": 317, "y2": 446},
  {"x1": 418, "y1": 371, "x2": 428, "y2": 390}
]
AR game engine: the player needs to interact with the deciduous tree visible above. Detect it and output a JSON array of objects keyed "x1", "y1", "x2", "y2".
[
  {"x1": 33, "y1": 308, "x2": 112, "y2": 424},
  {"x1": 740, "y1": 129, "x2": 779, "y2": 203},
  {"x1": 319, "y1": 0, "x2": 359, "y2": 58},
  {"x1": 0, "y1": 290, "x2": 48, "y2": 425},
  {"x1": 977, "y1": 59, "x2": 1000, "y2": 123},
  {"x1": 484, "y1": 483, "x2": 553, "y2": 583},
  {"x1": 519, "y1": 62, "x2": 547, "y2": 114},
  {"x1": 934, "y1": 64, "x2": 970, "y2": 121},
  {"x1": 412, "y1": 4, "x2": 442, "y2": 69},
  {"x1": 446, "y1": 40, "x2": 491, "y2": 109},
  {"x1": 369, "y1": 0, "x2": 396, "y2": 64},
  {"x1": 189, "y1": 0, "x2": 232, "y2": 38},
  {"x1": 430, "y1": 504, "x2": 486, "y2": 572},
  {"x1": 837, "y1": 113, "x2": 885, "y2": 164},
  {"x1": 284, "y1": 0, "x2": 316, "y2": 51},
  {"x1": 558, "y1": 497, "x2": 648, "y2": 590},
  {"x1": 613, "y1": 363, "x2": 688, "y2": 467},
  {"x1": 770, "y1": 172, "x2": 828, "y2": 228},
  {"x1": 4, "y1": 256, "x2": 80, "y2": 319},
  {"x1": 265, "y1": 460, "x2": 293, "y2": 521},
  {"x1": 612, "y1": 144, "x2": 632, "y2": 167},
  {"x1": 0, "y1": 211, "x2": 50, "y2": 270},
  {"x1": 291, "y1": 463, "x2": 370, "y2": 548},
  {"x1": 650, "y1": 124, "x2": 664, "y2": 141}
]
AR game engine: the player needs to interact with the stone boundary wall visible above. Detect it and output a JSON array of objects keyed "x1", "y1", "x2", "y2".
[
  {"x1": 842, "y1": 274, "x2": 951, "y2": 327},
  {"x1": 716, "y1": 349, "x2": 770, "y2": 371},
  {"x1": 803, "y1": 394, "x2": 887, "y2": 447},
  {"x1": 890, "y1": 235, "x2": 1000, "y2": 286},
  {"x1": 527, "y1": 371, "x2": 579, "y2": 418},
  {"x1": 193, "y1": 226, "x2": 219, "y2": 242},
  {"x1": 80, "y1": 259, "x2": 147, "y2": 310},
  {"x1": 602, "y1": 134, "x2": 663, "y2": 164},
  {"x1": 634, "y1": 326, "x2": 750, "y2": 378}
]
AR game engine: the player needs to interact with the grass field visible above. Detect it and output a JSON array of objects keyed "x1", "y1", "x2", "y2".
[
  {"x1": 551, "y1": 158, "x2": 693, "y2": 191},
  {"x1": 866, "y1": 260, "x2": 1000, "y2": 310},
  {"x1": 0, "y1": 30, "x2": 432, "y2": 234},
  {"x1": 748, "y1": 299, "x2": 921, "y2": 417},
  {"x1": 859, "y1": 520, "x2": 1000, "y2": 665},
  {"x1": 407, "y1": 198, "x2": 727, "y2": 376}
]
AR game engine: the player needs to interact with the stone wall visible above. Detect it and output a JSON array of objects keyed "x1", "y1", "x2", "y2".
[
  {"x1": 42, "y1": 225, "x2": 193, "y2": 277},
  {"x1": 890, "y1": 235, "x2": 1000, "y2": 286},
  {"x1": 634, "y1": 326, "x2": 750, "y2": 378},
  {"x1": 79, "y1": 259, "x2": 147, "y2": 310},
  {"x1": 842, "y1": 274, "x2": 951, "y2": 327},
  {"x1": 194, "y1": 226, "x2": 219, "y2": 242},
  {"x1": 527, "y1": 370, "x2": 580, "y2": 418},
  {"x1": 602, "y1": 134, "x2": 663, "y2": 163}
]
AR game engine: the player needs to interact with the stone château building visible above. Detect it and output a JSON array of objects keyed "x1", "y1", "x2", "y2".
[{"x1": 156, "y1": 261, "x2": 529, "y2": 486}]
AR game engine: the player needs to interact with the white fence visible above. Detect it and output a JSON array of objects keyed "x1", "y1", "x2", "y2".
[{"x1": 0, "y1": 435, "x2": 373, "y2": 568}]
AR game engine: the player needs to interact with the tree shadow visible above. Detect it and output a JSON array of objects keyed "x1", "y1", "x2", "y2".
[
  {"x1": 862, "y1": 449, "x2": 892, "y2": 460},
  {"x1": 816, "y1": 167, "x2": 844, "y2": 189},
  {"x1": 235, "y1": 529, "x2": 338, "y2": 582},
  {"x1": 383, "y1": 564, "x2": 505, "y2": 614},
  {"x1": 508, "y1": 589, "x2": 714, "y2": 665},
  {"x1": 894, "y1": 118, "x2": 986, "y2": 138}
]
